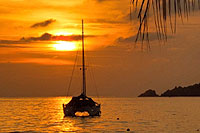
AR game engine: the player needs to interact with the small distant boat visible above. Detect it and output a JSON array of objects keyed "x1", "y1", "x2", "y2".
[{"x1": 63, "y1": 20, "x2": 101, "y2": 117}]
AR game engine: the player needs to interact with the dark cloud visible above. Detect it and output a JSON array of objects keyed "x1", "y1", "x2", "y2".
[
  {"x1": 52, "y1": 35, "x2": 82, "y2": 41},
  {"x1": 30, "y1": 19, "x2": 56, "y2": 28},
  {"x1": 96, "y1": 0, "x2": 106, "y2": 2},
  {"x1": 88, "y1": 18, "x2": 125, "y2": 24},
  {"x1": 0, "y1": 40, "x2": 28, "y2": 44},
  {"x1": 96, "y1": 0, "x2": 116, "y2": 3},
  {"x1": 0, "y1": 44, "x2": 30, "y2": 48},
  {"x1": 0, "y1": 33, "x2": 96, "y2": 48},
  {"x1": 22, "y1": 33, "x2": 52, "y2": 41},
  {"x1": 21, "y1": 33, "x2": 95, "y2": 42},
  {"x1": 116, "y1": 32, "x2": 173, "y2": 44}
]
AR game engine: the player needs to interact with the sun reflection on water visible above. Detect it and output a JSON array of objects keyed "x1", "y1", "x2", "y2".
[
  {"x1": 54, "y1": 97, "x2": 102, "y2": 132},
  {"x1": 49, "y1": 97, "x2": 82, "y2": 132}
]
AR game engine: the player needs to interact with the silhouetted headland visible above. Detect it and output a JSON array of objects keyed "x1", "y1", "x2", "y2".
[
  {"x1": 138, "y1": 89, "x2": 159, "y2": 97},
  {"x1": 139, "y1": 83, "x2": 200, "y2": 97}
]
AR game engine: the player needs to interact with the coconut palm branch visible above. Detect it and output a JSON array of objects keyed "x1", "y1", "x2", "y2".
[{"x1": 131, "y1": 0, "x2": 200, "y2": 46}]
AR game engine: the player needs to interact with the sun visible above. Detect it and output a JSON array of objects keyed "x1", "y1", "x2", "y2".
[{"x1": 53, "y1": 41, "x2": 76, "y2": 51}]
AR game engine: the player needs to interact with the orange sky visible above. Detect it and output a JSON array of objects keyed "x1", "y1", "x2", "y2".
[{"x1": 0, "y1": 0, "x2": 200, "y2": 97}]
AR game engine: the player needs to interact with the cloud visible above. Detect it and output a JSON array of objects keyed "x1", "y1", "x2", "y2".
[
  {"x1": 0, "y1": 44, "x2": 31, "y2": 48},
  {"x1": 87, "y1": 18, "x2": 125, "y2": 24},
  {"x1": 0, "y1": 33, "x2": 96, "y2": 47},
  {"x1": 21, "y1": 33, "x2": 95, "y2": 42},
  {"x1": 95, "y1": 0, "x2": 116, "y2": 3},
  {"x1": 22, "y1": 33, "x2": 52, "y2": 41},
  {"x1": 0, "y1": 58, "x2": 73, "y2": 66},
  {"x1": 52, "y1": 35, "x2": 83, "y2": 41},
  {"x1": 30, "y1": 19, "x2": 56, "y2": 28},
  {"x1": 96, "y1": 0, "x2": 106, "y2": 2},
  {"x1": 116, "y1": 32, "x2": 173, "y2": 44},
  {"x1": 0, "y1": 40, "x2": 29, "y2": 45}
]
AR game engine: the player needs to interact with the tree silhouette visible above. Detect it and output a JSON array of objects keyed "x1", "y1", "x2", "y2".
[{"x1": 131, "y1": 0, "x2": 200, "y2": 48}]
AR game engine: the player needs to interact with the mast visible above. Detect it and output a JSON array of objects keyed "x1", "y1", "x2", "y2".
[{"x1": 82, "y1": 20, "x2": 86, "y2": 96}]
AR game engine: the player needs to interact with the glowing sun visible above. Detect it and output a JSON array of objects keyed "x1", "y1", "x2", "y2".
[{"x1": 53, "y1": 41, "x2": 76, "y2": 51}]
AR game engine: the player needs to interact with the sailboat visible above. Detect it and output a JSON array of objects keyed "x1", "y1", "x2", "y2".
[{"x1": 63, "y1": 20, "x2": 101, "y2": 117}]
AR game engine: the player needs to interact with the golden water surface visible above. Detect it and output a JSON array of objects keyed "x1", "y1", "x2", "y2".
[{"x1": 0, "y1": 97, "x2": 200, "y2": 132}]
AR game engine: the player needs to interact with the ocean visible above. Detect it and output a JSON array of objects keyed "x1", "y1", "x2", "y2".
[{"x1": 0, "y1": 97, "x2": 200, "y2": 133}]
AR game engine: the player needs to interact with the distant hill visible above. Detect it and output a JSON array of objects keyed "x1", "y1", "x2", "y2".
[
  {"x1": 138, "y1": 83, "x2": 200, "y2": 97},
  {"x1": 161, "y1": 83, "x2": 200, "y2": 97},
  {"x1": 138, "y1": 89, "x2": 159, "y2": 97}
]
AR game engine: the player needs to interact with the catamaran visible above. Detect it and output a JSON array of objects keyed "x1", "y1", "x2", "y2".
[{"x1": 63, "y1": 20, "x2": 101, "y2": 117}]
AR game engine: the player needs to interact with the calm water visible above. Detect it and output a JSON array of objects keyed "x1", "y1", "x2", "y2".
[{"x1": 0, "y1": 97, "x2": 200, "y2": 133}]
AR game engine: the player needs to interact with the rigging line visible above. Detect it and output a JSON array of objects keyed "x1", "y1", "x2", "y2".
[
  {"x1": 87, "y1": 61, "x2": 100, "y2": 102},
  {"x1": 87, "y1": 56, "x2": 100, "y2": 102},
  {"x1": 91, "y1": 67, "x2": 100, "y2": 103},
  {"x1": 76, "y1": 43, "x2": 83, "y2": 95},
  {"x1": 66, "y1": 44, "x2": 80, "y2": 97},
  {"x1": 77, "y1": 42, "x2": 83, "y2": 94}
]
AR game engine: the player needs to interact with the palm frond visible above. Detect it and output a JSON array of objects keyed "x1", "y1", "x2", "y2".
[{"x1": 131, "y1": 0, "x2": 200, "y2": 50}]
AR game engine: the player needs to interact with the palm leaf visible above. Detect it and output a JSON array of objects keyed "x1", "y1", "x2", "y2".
[{"x1": 131, "y1": 0, "x2": 200, "y2": 50}]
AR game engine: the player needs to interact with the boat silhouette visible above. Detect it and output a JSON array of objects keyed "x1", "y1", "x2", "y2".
[{"x1": 63, "y1": 20, "x2": 101, "y2": 117}]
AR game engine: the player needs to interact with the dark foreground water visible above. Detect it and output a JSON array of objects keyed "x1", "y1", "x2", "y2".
[{"x1": 0, "y1": 97, "x2": 200, "y2": 133}]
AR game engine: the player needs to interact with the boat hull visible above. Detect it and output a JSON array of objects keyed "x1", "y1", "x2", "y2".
[
  {"x1": 63, "y1": 95, "x2": 101, "y2": 117},
  {"x1": 63, "y1": 104, "x2": 101, "y2": 116}
]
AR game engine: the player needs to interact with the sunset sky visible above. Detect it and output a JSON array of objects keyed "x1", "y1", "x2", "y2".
[{"x1": 0, "y1": 0, "x2": 200, "y2": 97}]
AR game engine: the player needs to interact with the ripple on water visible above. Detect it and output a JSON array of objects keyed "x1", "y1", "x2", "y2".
[{"x1": 0, "y1": 97, "x2": 200, "y2": 133}]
